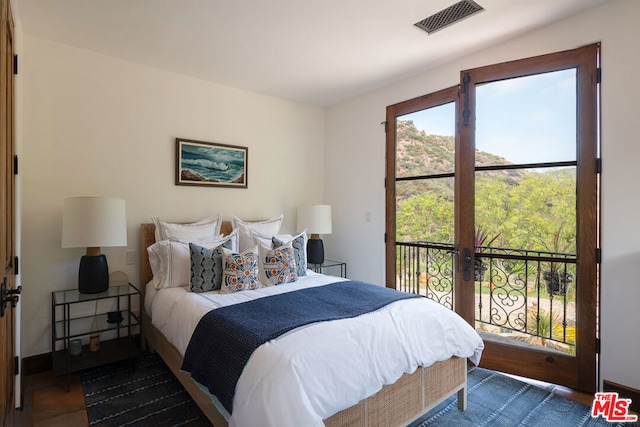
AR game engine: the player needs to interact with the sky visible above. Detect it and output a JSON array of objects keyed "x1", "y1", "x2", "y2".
[{"x1": 401, "y1": 69, "x2": 577, "y2": 165}]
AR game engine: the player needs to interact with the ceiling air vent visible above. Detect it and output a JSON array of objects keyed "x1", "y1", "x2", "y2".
[{"x1": 415, "y1": 0, "x2": 484, "y2": 34}]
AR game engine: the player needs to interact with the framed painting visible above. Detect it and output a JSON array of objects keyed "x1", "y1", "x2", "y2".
[{"x1": 175, "y1": 138, "x2": 248, "y2": 188}]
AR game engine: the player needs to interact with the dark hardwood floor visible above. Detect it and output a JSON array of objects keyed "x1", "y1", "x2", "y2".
[
  {"x1": 14, "y1": 371, "x2": 88, "y2": 427},
  {"x1": 11, "y1": 369, "x2": 605, "y2": 426}
]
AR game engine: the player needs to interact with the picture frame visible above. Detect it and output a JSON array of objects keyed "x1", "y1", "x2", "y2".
[{"x1": 175, "y1": 138, "x2": 248, "y2": 188}]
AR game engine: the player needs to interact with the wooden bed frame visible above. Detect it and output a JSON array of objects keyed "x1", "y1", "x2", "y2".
[{"x1": 139, "y1": 222, "x2": 467, "y2": 427}]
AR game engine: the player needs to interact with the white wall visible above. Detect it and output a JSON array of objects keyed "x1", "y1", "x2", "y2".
[
  {"x1": 20, "y1": 36, "x2": 325, "y2": 357},
  {"x1": 18, "y1": 0, "x2": 639, "y2": 393},
  {"x1": 325, "y1": 0, "x2": 640, "y2": 390}
]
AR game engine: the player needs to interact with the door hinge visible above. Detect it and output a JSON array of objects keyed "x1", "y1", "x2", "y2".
[
  {"x1": 384, "y1": 233, "x2": 387, "y2": 243},
  {"x1": 15, "y1": 356, "x2": 19, "y2": 375},
  {"x1": 595, "y1": 158, "x2": 601, "y2": 174},
  {"x1": 462, "y1": 72, "x2": 471, "y2": 127},
  {"x1": 596, "y1": 67, "x2": 601, "y2": 84},
  {"x1": 595, "y1": 338, "x2": 601, "y2": 354},
  {"x1": 13, "y1": 55, "x2": 18, "y2": 75},
  {"x1": 596, "y1": 248, "x2": 601, "y2": 264},
  {"x1": 14, "y1": 155, "x2": 18, "y2": 175},
  {"x1": 14, "y1": 256, "x2": 18, "y2": 274}
]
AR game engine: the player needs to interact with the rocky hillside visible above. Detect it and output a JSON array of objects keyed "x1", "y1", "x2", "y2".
[{"x1": 395, "y1": 120, "x2": 520, "y2": 204}]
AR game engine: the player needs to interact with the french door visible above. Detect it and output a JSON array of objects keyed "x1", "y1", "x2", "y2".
[{"x1": 386, "y1": 44, "x2": 599, "y2": 392}]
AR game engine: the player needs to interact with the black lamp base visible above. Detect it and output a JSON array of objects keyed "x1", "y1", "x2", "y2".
[
  {"x1": 78, "y1": 254, "x2": 109, "y2": 294},
  {"x1": 307, "y1": 238, "x2": 325, "y2": 265}
]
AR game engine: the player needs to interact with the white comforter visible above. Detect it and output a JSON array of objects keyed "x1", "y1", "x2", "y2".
[{"x1": 147, "y1": 272, "x2": 484, "y2": 427}]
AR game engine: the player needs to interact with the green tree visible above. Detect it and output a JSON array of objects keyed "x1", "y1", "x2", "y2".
[
  {"x1": 397, "y1": 192, "x2": 454, "y2": 243},
  {"x1": 395, "y1": 119, "x2": 576, "y2": 255},
  {"x1": 509, "y1": 169, "x2": 576, "y2": 252}
]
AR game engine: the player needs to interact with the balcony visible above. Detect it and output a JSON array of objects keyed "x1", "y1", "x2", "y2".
[{"x1": 395, "y1": 241, "x2": 577, "y2": 354}]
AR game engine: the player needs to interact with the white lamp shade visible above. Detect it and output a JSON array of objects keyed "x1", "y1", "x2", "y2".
[
  {"x1": 62, "y1": 197, "x2": 127, "y2": 248},
  {"x1": 297, "y1": 205, "x2": 332, "y2": 234}
]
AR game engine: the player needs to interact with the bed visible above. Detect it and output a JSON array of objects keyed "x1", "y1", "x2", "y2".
[{"x1": 139, "y1": 220, "x2": 483, "y2": 427}]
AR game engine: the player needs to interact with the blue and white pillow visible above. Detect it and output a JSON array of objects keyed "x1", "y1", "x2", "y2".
[
  {"x1": 273, "y1": 231, "x2": 307, "y2": 277},
  {"x1": 258, "y1": 241, "x2": 297, "y2": 286},
  {"x1": 221, "y1": 247, "x2": 260, "y2": 293},
  {"x1": 189, "y1": 238, "x2": 233, "y2": 293}
]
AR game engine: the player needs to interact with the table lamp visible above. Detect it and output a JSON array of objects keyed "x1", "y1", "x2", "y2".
[
  {"x1": 62, "y1": 197, "x2": 127, "y2": 294},
  {"x1": 297, "y1": 205, "x2": 332, "y2": 265}
]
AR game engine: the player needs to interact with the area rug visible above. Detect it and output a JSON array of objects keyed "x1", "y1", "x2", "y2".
[
  {"x1": 80, "y1": 352, "x2": 211, "y2": 426},
  {"x1": 83, "y1": 354, "x2": 635, "y2": 426},
  {"x1": 410, "y1": 366, "x2": 636, "y2": 427}
]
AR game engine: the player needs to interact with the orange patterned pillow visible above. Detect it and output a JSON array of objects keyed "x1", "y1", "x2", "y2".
[{"x1": 221, "y1": 247, "x2": 260, "y2": 293}]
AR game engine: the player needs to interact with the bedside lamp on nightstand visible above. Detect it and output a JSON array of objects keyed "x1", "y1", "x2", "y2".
[
  {"x1": 62, "y1": 197, "x2": 127, "y2": 294},
  {"x1": 297, "y1": 204, "x2": 332, "y2": 265}
]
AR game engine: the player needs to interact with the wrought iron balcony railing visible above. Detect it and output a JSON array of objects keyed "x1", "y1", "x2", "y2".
[{"x1": 395, "y1": 241, "x2": 577, "y2": 353}]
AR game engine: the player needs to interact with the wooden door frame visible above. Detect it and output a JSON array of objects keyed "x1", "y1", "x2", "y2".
[
  {"x1": 457, "y1": 43, "x2": 599, "y2": 393},
  {"x1": 385, "y1": 44, "x2": 600, "y2": 393},
  {"x1": 385, "y1": 86, "x2": 459, "y2": 289},
  {"x1": 0, "y1": 0, "x2": 15, "y2": 423}
]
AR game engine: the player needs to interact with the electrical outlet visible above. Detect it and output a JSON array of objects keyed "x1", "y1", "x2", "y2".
[{"x1": 126, "y1": 250, "x2": 136, "y2": 265}]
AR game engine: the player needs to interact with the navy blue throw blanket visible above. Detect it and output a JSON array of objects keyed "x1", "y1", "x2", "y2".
[{"x1": 181, "y1": 280, "x2": 419, "y2": 414}]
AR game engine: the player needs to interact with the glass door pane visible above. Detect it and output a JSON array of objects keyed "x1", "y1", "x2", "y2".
[
  {"x1": 473, "y1": 70, "x2": 578, "y2": 356},
  {"x1": 395, "y1": 104, "x2": 456, "y2": 308},
  {"x1": 476, "y1": 69, "x2": 577, "y2": 164}
]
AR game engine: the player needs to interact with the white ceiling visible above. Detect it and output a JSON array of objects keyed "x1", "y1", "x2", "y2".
[{"x1": 15, "y1": 0, "x2": 612, "y2": 106}]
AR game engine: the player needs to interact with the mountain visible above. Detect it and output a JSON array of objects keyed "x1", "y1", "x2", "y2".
[{"x1": 395, "y1": 120, "x2": 520, "y2": 204}]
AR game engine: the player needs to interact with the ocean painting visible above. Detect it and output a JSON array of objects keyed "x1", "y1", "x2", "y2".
[{"x1": 176, "y1": 138, "x2": 248, "y2": 188}]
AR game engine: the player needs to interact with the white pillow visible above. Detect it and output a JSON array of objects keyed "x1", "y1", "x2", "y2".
[
  {"x1": 147, "y1": 233, "x2": 236, "y2": 289},
  {"x1": 257, "y1": 241, "x2": 297, "y2": 287},
  {"x1": 231, "y1": 214, "x2": 284, "y2": 252},
  {"x1": 250, "y1": 229, "x2": 293, "y2": 248},
  {"x1": 151, "y1": 214, "x2": 223, "y2": 245},
  {"x1": 147, "y1": 240, "x2": 190, "y2": 289},
  {"x1": 217, "y1": 228, "x2": 239, "y2": 252}
]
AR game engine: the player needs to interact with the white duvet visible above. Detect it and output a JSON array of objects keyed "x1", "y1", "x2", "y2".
[{"x1": 147, "y1": 272, "x2": 484, "y2": 427}]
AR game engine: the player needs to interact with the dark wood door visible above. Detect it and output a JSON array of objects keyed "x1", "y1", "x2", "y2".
[
  {"x1": 0, "y1": 0, "x2": 16, "y2": 424},
  {"x1": 456, "y1": 44, "x2": 599, "y2": 393}
]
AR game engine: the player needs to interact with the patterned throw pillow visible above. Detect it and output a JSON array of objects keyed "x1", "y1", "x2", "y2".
[
  {"x1": 221, "y1": 247, "x2": 260, "y2": 293},
  {"x1": 189, "y1": 238, "x2": 233, "y2": 293},
  {"x1": 273, "y1": 231, "x2": 307, "y2": 277},
  {"x1": 258, "y1": 242, "x2": 297, "y2": 286}
]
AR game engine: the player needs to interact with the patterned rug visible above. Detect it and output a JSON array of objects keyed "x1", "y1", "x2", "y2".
[
  {"x1": 80, "y1": 352, "x2": 211, "y2": 426},
  {"x1": 82, "y1": 354, "x2": 634, "y2": 426},
  {"x1": 410, "y1": 366, "x2": 635, "y2": 427}
]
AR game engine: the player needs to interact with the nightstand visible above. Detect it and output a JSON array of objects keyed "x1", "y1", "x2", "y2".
[
  {"x1": 51, "y1": 283, "x2": 141, "y2": 390},
  {"x1": 307, "y1": 259, "x2": 347, "y2": 278}
]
